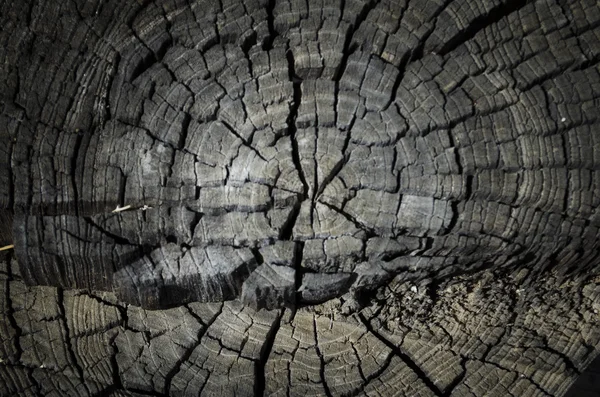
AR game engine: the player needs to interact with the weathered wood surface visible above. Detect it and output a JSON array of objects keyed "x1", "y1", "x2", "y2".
[
  {"x1": 2, "y1": 252, "x2": 600, "y2": 396},
  {"x1": 1, "y1": 0, "x2": 600, "y2": 395}
]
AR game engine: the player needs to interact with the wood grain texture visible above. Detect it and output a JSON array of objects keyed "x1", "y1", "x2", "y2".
[{"x1": 1, "y1": 0, "x2": 600, "y2": 395}]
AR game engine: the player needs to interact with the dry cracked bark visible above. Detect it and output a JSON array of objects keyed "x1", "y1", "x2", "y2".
[{"x1": 1, "y1": 0, "x2": 600, "y2": 395}]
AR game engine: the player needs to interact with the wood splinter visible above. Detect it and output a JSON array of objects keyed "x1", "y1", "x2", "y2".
[
  {"x1": 111, "y1": 205, "x2": 153, "y2": 213},
  {"x1": 111, "y1": 205, "x2": 132, "y2": 213}
]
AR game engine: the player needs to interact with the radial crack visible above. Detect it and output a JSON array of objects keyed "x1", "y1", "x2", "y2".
[
  {"x1": 5, "y1": 254, "x2": 24, "y2": 363},
  {"x1": 163, "y1": 304, "x2": 224, "y2": 395},
  {"x1": 436, "y1": 0, "x2": 531, "y2": 56},
  {"x1": 255, "y1": 309, "x2": 284, "y2": 396},
  {"x1": 334, "y1": 0, "x2": 381, "y2": 81},
  {"x1": 312, "y1": 314, "x2": 334, "y2": 397},
  {"x1": 56, "y1": 288, "x2": 86, "y2": 383},
  {"x1": 359, "y1": 314, "x2": 444, "y2": 397}
]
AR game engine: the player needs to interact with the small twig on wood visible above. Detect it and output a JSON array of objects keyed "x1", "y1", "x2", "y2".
[
  {"x1": 112, "y1": 205, "x2": 132, "y2": 213},
  {"x1": 0, "y1": 244, "x2": 14, "y2": 252}
]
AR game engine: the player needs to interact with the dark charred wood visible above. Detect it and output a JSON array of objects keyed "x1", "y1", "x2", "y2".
[{"x1": 1, "y1": 0, "x2": 600, "y2": 395}]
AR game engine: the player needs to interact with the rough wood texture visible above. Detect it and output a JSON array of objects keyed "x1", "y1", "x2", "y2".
[
  {"x1": 1, "y1": 0, "x2": 600, "y2": 395},
  {"x1": 2, "y1": 251, "x2": 600, "y2": 396}
]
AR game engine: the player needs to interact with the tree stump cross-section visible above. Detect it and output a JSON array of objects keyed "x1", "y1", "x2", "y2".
[{"x1": 1, "y1": 0, "x2": 600, "y2": 395}]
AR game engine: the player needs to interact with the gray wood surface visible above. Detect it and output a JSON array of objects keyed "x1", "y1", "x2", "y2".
[{"x1": 1, "y1": 0, "x2": 600, "y2": 395}]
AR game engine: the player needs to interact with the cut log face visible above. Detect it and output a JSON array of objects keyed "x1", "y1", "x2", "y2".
[
  {"x1": 2, "y1": 0, "x2": 600, "y2": 395},
  {"x1": 3, "y1": 0, "x2": 600, "y2": 314}
]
